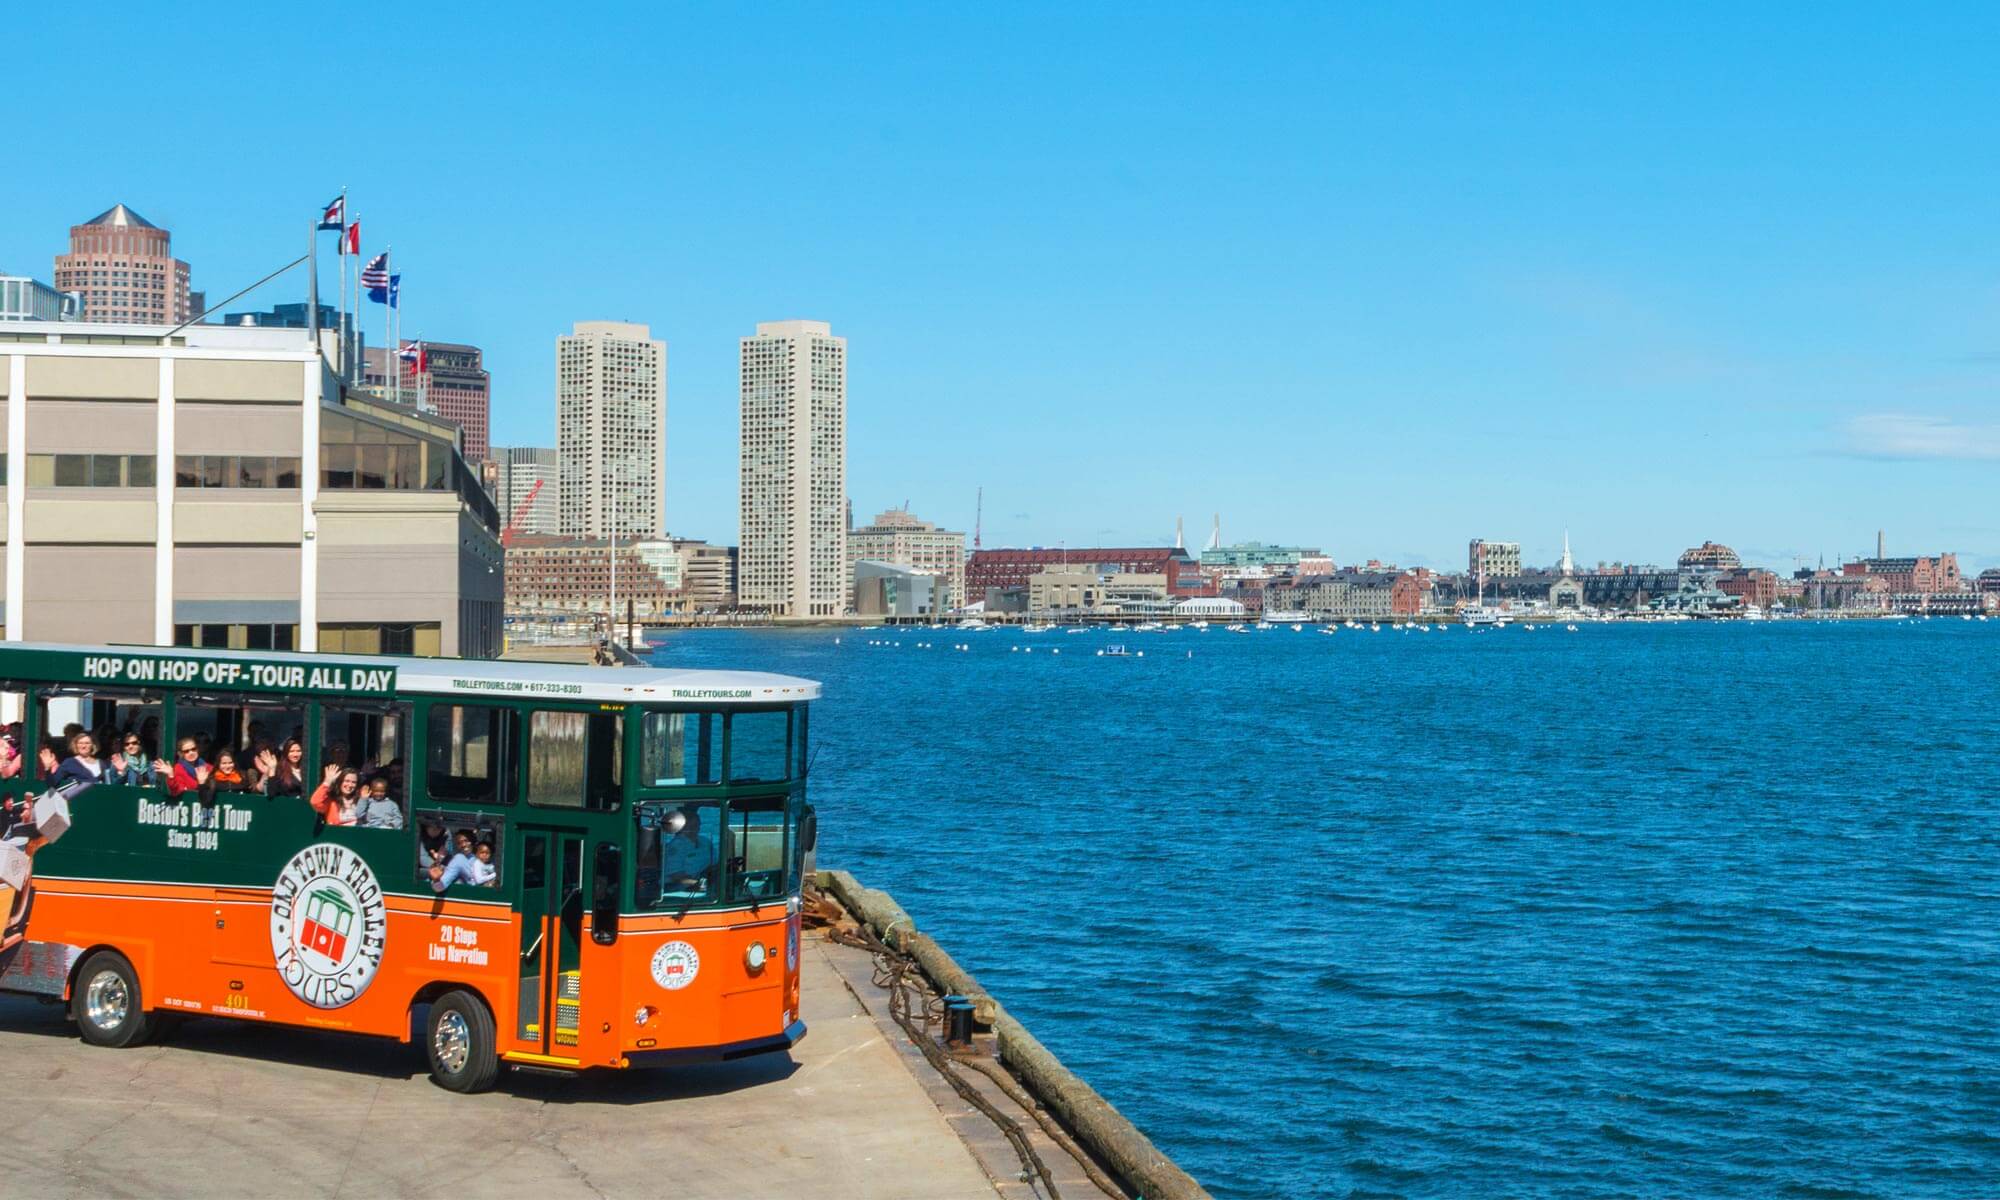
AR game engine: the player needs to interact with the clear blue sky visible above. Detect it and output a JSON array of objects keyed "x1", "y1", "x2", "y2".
[{"x1": 10, "y1": 5, "x2": 2000, "y2": 572}]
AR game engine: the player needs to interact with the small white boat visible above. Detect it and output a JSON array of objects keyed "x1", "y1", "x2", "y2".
[{"x1": 1099, "y1": 643, "x2": 1133, "y2": 657}]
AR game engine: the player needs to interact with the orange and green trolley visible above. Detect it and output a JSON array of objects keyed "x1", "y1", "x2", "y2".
[{"x1": 0, "y1": 642, "x2": 818, "y2": 1091}]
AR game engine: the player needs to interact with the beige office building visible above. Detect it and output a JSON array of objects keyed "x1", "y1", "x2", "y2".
[
  {"x1": 0, "y1": 320, "x2": 502, "y2": 656},
  {"x1": 739, "y1": 319, "x2": 845, "y2": 617},
  {"x1": 674, "y1": 538, "x2": 737, "y2": 612},
  {"x1": 557, "y1": 321, "x2": 666, "y2": 540},
  {"x1": 846, "y1": 508, "x2": 965, "y2": 612}
]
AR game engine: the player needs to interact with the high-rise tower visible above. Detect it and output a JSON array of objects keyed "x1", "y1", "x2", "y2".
[
  {"x1": 739, "y1": 319, "x2": 846, "y2": 617},
  {"x1": 54, "y1": 204, "x2": 196, "y2": 324},
  {"x1": 556, "y1": 321, "x2": 666, "y2": 539}
]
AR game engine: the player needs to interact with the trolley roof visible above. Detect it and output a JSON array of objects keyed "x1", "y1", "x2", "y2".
[{"x1": 0, "y1": 642, "x2": 820, "y2": 705}]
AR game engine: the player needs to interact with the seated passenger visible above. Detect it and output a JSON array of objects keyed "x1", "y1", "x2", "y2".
[
  {"x1": 658, "y1": 807, "x2": 716, "y2": 893},
  {"x1": 168, "y1": 739, "x2": 210, "y2": 797},
  {"x1": 209, "y1": 749, "x2": 245, "y2": 790},
  {"x1": 104, "y1": 733, "x2": 162, "y2": 786},
  {"x1": 355, "y1": 777, "x2": 404, "y2": 830},
  {"x1": 35, "y1": 743, "x2": 59, "y2": 782},
  {"x1": 430, "y1": 835, "x2": 497, "y2": 891},
  {"x1": 0, "y1": 729, "x2": 21, "y2": 780},
  {"x1": 417, "y1": 819, "x2": 450, "y2": 871},
  {"x1": 267, "y1": 739, "x2": 308, "y2": 797},
  {"x1": 50, "y1": 731, "x2": 109, "y2": 793},
  {"x1": 309, "y1": 766, "x2": 363, "y2": 826}
]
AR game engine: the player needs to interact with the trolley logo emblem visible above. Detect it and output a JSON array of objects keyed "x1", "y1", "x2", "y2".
[
  {"x1": 270, "y1": 845, "x2": 387, "y2": 1009},
  {"x1": 650, "y1": 940, "x2": 700, "y2": 991}
]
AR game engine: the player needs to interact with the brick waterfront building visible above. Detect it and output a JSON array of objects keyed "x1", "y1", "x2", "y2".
[
  {"x1": 506, "y1": 535, "x2": 683, "y2": 619},
  {"x1": 1716, "y1": 568, "x2": 1779, "y2": 609},
  {"x1": 1843, "y1": 554, "x2": 1962, "y2": 594},
  {"x1": 967, "y1": 547, "x2": 1207, "y2": 599}
]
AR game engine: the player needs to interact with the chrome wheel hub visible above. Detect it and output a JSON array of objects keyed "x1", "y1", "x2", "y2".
[
  {"x1": 433, "y1": 1010, "x2": 471, "y2": 1074},
  {"x1": 84, "y1": 970, "x2": 129, "y2": 1030}
]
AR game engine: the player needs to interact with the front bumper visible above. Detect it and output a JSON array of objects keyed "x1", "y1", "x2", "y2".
[{"x1": 622, "y1": 1018, "x2": 807, "y2": 1068}]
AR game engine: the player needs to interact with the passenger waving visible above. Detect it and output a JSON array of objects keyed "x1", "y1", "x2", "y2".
[{"x1": 309, "y1": 765, "x2": 362, "y2": 826}]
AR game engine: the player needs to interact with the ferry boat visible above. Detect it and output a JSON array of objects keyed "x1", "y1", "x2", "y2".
[
  {"x1": 1463, "y1": 606, "x2": 1509, "y2": 628},
  {"x1": 1264, "y1": 610, "x2": 1310, "y2": 624}
]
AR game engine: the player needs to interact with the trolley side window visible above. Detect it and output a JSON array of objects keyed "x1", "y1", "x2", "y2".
[
  {"x1": 415, "y1": 807, "x2": 505, "y2": 892},
  {"x1": 426, "y1": 704, "x2": 515, "y2": 805},
  {"x1": 640, "y1": 711, "x2": 718, "y2": 788},
  {"x1": 721, "y1": 795, "x2": 790, "y2": 903},
  {"x1": 726, "y1": 710, "x2": 790, "y2": 784},
  {"x1": 525, "y1": 709, "x2": 623, "y2": 811},
  {"x1": 635, "y1": 801, "x2": 719, "y2": 904},
  {"x1": 35, "y1": 687, "x2": 167, "y2": 789}
]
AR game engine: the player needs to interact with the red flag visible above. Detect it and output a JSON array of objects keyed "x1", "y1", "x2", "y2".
[{"x1": 342, "y1": 220, "x2": 360, "y2": 256}]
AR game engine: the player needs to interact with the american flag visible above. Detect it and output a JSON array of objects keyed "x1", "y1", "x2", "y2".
[{"x1": 359, "y1": 252, "x2": 390, "y2": 289}]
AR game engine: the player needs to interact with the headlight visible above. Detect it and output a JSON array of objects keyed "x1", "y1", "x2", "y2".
[{"x1": 745, "y1": 942, "x2": 769, "y2": 972}]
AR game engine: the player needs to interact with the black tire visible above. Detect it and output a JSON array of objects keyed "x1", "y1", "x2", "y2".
[
  {"x1": 71, "y1": 950, "x2": 154, "y2": 1048},
  {"x1": 425, "y1": 989, "x2": 500, "y2": 1093}
]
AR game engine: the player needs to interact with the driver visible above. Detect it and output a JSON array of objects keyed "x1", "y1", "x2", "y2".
[{"x1": 657, "y1": 807, "x2": 716, "y2": 894}]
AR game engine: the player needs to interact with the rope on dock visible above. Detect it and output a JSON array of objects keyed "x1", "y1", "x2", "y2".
[
  {"x1": 832, "y1": 918, "x2": 1066, "y2": 1199},
  {"x1": 818, "y1": 870, "x2": 1215, "y2": 1200}
]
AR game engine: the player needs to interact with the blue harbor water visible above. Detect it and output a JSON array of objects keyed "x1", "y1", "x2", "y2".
[{"x1": 647, "y1": 621, "x2": 2000, "y2": 1199}]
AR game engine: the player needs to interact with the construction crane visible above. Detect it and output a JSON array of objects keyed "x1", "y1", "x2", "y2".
[{"x1": 500, "y1": 479, "x2": 545, "y2": 548}]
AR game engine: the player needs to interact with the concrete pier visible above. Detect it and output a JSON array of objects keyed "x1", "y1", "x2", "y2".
[{"x1": 0, "y1": 934, "x2": 1087, "y2": 1199}]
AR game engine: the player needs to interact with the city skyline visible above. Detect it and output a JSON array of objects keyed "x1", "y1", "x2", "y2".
[{"x1": 10, "y1": 7, "x2": 2000, "y2": 573}]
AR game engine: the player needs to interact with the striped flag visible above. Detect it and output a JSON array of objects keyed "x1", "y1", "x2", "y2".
[
  {"x1": 342, "y1": 220, "x2": 359, "y2": 256},
  {"x1": 361, "y1": 252, "x2": 391, "y2": 303},
  {"x1": 318, "y1": 195, "x2": 345, "y2": 230},
  {"x1": 399, "y1": 340, "x2": 426, "y2": 374}
]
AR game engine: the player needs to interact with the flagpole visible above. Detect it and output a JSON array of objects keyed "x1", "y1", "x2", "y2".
[
  {"x1": 336, "y1": 188, "x2": 347, "y2": 376},
  {"x1": 306, "y1": 222, "x2": 320, "y2": 352},
  {"x1": 384, "y1": 246, "x2": 396, "y2": 406}
]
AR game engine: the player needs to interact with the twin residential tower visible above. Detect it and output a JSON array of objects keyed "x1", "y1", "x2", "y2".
[
  {"x1": 551, "y1": 317, "x2": 846, "y2": 617},
  {"x1": 738, "y1": 320, "x2": 846, "y2": 618}
]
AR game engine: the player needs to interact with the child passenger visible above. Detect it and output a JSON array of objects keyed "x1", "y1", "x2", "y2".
[
  {"x1": 355, "y1": 777, "x2": 403, "y2": 830},
  {"x1": 429, "y1": 834, "x2": 497, "y2": 891}
]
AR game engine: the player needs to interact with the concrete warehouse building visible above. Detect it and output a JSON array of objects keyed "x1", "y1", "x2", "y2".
[{"x1": 0, "y1": 318, "x2": 502, "y2": 656}]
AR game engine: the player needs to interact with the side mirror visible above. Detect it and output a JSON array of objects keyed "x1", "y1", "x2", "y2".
[{"x1": 801, "y1": 807, "x2": 818, "y2": 854}]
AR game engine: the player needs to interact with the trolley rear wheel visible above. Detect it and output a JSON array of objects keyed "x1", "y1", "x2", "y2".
[
  {"x1": 425, "y1": 989, "x2": 500, "y2": 1093},
  {"x1": 71, "y1": 950, "x2": 154, "y2": 1049}
]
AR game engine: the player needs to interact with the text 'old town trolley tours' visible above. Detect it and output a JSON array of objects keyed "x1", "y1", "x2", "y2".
[{"x1": 0, "y1": 642, "x2": 818, "y2": 1091}]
